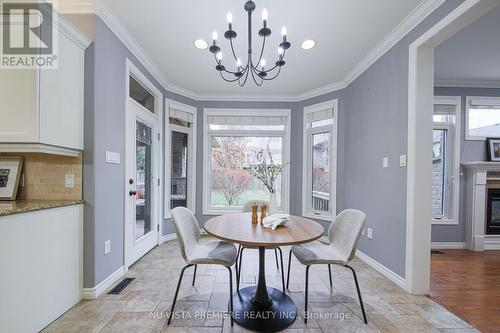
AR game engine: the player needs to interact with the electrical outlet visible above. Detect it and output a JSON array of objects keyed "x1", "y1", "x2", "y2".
[
  {"x1": 367, "y1": 228, "x2": 373, "y2": 240},
  {"x1": 65, "y1": 174, "x2": 75, "y2": 188},
  {"x1": 382, "y1": 157, "x2": 389, "y2": 168},
  {"x1": 104, "y1": 240, "x2": 111, "y2": 255},
  {"x1": 400, "y1": 155, "x2": 407, "y2": 167}
]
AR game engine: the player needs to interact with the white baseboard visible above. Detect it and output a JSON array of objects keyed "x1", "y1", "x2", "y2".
[
  {"x1": 81, "y1": 266, "x2": 125, "y2": 300},
  {"x1": 160, "y1": 233, "x2": 177, "y2": 244},
  {"x1": 318, "y1": 236, "x2": 406, "y2": 289},
  {"x1": 431, "y1": 242, "x2": 466, "y2": 250},
  {"x1": 485, "y1": 238, "x2": 500, "y2": 250},
  {"x1": 355, "y1": 250, "x2": 406, "y2": 290}
]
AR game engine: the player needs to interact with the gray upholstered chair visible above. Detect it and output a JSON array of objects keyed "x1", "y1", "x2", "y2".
[
  {"x1": 286, "y1": 209, "x2": 368, "y2": 324},
  {"x1": 168, "y1": 207, "x2": 238, "y2": 326},
  {"x1": 237, "y1": 201, "x2": 285, "y2": 293}
]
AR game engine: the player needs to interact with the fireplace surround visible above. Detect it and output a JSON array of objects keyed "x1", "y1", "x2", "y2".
[{"x1": 463, "y1": 162, "x2": 500, "y2": 251}]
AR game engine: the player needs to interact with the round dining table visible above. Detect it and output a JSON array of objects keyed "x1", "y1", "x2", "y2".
[{"x1": 204, "y1": 212, "x2": 324, "y2": 332}]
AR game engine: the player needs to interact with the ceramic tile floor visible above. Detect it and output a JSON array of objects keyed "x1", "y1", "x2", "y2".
[{"x1": 43, "y1": 239, "x2": 479, "y2": 333}]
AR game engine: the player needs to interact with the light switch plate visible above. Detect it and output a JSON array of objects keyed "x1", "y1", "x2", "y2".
[
  {"x1": 105, "y1": 151, "x2": 120, "y2": 164},
  {"x1": 382, "y1": 157, "x2": 389, "y2": 168},
  {"x1": 65, "y1": 174, "x2": 75, "y2": 188},
  {"x1": 400, "y1": 155, "x2": 407, "y2": 167},
  {"x1": 104, "y1": 240, "x2": 111, "y2": 255}
]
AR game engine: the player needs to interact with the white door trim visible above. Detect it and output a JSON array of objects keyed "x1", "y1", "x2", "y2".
[
  {"x1": 124, "y1": 59, "x2": 164, "y2": 269},
  {"x1": 406, "y1": 0, "x2": 500, "y2": 294}
]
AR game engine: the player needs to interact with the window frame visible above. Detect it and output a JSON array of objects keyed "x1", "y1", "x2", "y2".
[
  {"x1": 465, "y1": 96, "x2": 500, "y2": 141},
  {"x1": 164, "y1": 100, "x2": 197, "y2": 219},
  {"x1": 302, "y1": 99, "x2": 338, "y2": 222},
  {"x1": 127, "y1": 65, "x2": 162, "y2": 118},
  {"x1": 202, "y1": 108, "x2": 291, "y2": 215},
  {"x1": 432, "y1": 96, "x2": 461, "y2": 225}
]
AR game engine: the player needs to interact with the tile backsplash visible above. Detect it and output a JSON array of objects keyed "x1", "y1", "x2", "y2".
[{"x1": 0, "y1": 153, "x2": 82, "y2": 200}]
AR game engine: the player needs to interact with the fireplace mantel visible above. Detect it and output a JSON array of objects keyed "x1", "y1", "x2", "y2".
[
  {"x1": 462, "y1": 161, "x2": 500, "y2": 171},
  {"x1": 463, "y1": 162, "x2": 500, "y2": 251}
]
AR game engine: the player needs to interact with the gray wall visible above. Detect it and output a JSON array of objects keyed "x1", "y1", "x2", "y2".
[
  {"x1": 84, "y1": 16, "x2": 196, "y2": 288},
  {"x1": 318, "y1": 0, "x2": 467, "y2": 278},
  {"x1": 85, "y1": 0, "x2": 479, "y2": 287},
  {"x1": 431, "y1": 87, "x2": 500, "y2": 243}
]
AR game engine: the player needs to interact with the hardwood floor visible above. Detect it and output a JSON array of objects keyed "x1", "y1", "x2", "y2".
[{"x1": 430, "y1": 249, "x2": 500, "y2": 333}]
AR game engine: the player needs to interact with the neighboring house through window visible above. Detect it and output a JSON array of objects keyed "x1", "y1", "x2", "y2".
[{"x1": 432, "y1": 96, "x2": 460, "y2": 224}]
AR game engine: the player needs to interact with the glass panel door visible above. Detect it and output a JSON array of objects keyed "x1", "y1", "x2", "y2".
[{"x1": 135, "y1": 120, "x2": 152, "y2": 240}]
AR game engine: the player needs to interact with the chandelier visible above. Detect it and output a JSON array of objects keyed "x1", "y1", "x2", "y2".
[{"x1": 208, "y1": 0, "x2": 291, "y2": 87}]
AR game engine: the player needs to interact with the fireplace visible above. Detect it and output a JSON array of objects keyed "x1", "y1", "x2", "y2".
[{"x1": 487, "y1": 188, "x2": 500, "y2": 235}]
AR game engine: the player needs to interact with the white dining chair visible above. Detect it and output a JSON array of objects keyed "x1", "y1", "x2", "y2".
[
  {"x1": 168, "y1": 207, "x2": 238, "y2": 326},
  {"x1": 286, "y1": 209, "x2": 368, "y2": 324},
  {"x1": 236, "y1": 201, "x2": 286, "y2": 293}
]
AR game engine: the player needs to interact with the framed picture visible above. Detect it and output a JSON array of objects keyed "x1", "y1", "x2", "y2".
[
  {"x1": 487, "y1": 138, "x2": 500, "y2": 162},
  {"x1": 0, "y1": 157, "x2": 24, "y2": 200}
]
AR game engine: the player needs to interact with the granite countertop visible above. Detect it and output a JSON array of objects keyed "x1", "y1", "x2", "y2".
[{"x1": 0, "y1": 199, "x2": 84, "y2": 217}]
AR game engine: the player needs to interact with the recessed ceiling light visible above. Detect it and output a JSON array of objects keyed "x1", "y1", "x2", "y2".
[
  {"x1": 301, "y1": 39, "x2": 316, "y2": 50},
  {"x1": 194, "y1": 39, "x2": 208, "y2": 50}
]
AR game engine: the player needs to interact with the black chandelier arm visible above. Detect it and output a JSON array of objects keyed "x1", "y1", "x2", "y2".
[
  {"x1": 249, "y1": 65, "x2": 264, "y2": 86},
  {"x1": 229, "y1": 38, "x2": 240, "y2": 64},
  {"x1": 260, "y1": 65, "x2": 282, "y2": 81},
  {"x1": 238, "y1": 67, "x2": 251, "y2": 87},
  {"x1": 255, "y1": 36, "x2": 266, "y2": 68},
  {"x1": 219, "y1": 70, "x2": 244, "y2": 83}
]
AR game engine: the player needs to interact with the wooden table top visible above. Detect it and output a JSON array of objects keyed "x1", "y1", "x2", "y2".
[{"x1": 204, "y1": 213, "x2": 324, "y2": 247}]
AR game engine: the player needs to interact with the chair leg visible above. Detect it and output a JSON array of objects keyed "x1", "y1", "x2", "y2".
[
  {"x1": 168, "y1": 264, "x2": 193, "y2": 325},
  {"x1": 304, "y1": 265, "x2": 311, "y2": 324},
  {"x1": 235, "y1": 245, "x2": 241, "y2": 283},
  {"x1": 346, "y1": 265, "x2": 368, "y2": 324},
  {"x1": 274, "y1": 248, "x2": 279, "y2": 269},
  {"x1": 226, "y1": 266, "x2": 234, "y2": 327},
  {"x1": 192, "y1": 265, "x2": 197, "y2": 286},
  {"x1": 286, "y1": 249, "x2": 292, "y2": 290},
  {"x1": 278, "y1": 247, "x2": 285, "y2": 292},
  {"x1": 237, "y1": 246, "x2": 245, "y2": 290},
  {"x1": 328, "y1": 264, "x2": 333, "y2": 287}
]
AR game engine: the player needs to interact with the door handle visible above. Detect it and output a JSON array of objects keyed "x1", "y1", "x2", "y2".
[{"x1": 129, "y1": 190, "x2": 137, "y2": 197}]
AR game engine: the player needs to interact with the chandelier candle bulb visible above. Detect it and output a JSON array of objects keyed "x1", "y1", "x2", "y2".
[
  {"x1": 227, "y1": 12, "x2": 233, "y2": 31},
  {"x1": 212, "y1": 30, "x2": 218, "y2": 43},
  {"x1": 262, "y1": 8, "x2": 268, "y2": 27}
]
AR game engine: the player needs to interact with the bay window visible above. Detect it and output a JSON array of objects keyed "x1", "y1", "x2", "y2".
[
  {"x1": 165, "y1": 101, "x2": 196, "y2": 218},
  {"x1": 203, "y1": 109, "x2": 290, "y2": 214},
  {"x1": 302, "y1": 100, "x2": 338, "y2": 221}
]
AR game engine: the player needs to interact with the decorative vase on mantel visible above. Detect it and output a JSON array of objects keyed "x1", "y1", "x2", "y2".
[{"x1": 268, "y1": 191, "x2": 277, "y2": 213}]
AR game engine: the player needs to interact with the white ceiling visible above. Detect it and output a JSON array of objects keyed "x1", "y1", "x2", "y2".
[
  {"x1": 435, "y1": 4, "x2": 500, "y2": 84},
  {"x1": 99, "y1": 0, "x2": 428, "y2": 99}
]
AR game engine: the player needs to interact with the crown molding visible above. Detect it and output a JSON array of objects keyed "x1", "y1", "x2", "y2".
[
  {"x1": 56, "y1": 0, "x2": 95, "y2": 14},
  {"x1": 341, "y1": 0, "x2": 445, "y2": 89},
  {"x1": 435, "y1": 79, "x2": 500, "y2": 89},
  {"x1": 94, "y1": 0, "x2": 174, "y2": 94},
  {"x1": 93, "y1": 0, "x2": 445, "y2": 102}
]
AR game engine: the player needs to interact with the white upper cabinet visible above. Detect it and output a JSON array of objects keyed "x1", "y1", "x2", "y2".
[{"x1": 0, "y1": 13, "x2": 90, "y2": 156}]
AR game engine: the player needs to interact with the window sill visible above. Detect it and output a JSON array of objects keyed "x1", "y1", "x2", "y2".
[
  {"x1": 432, "y1": 219, "x2": 459, "y2": 225},
  {"x1": 303, "y1": 212, "x2": 333, "y2": 222}
]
